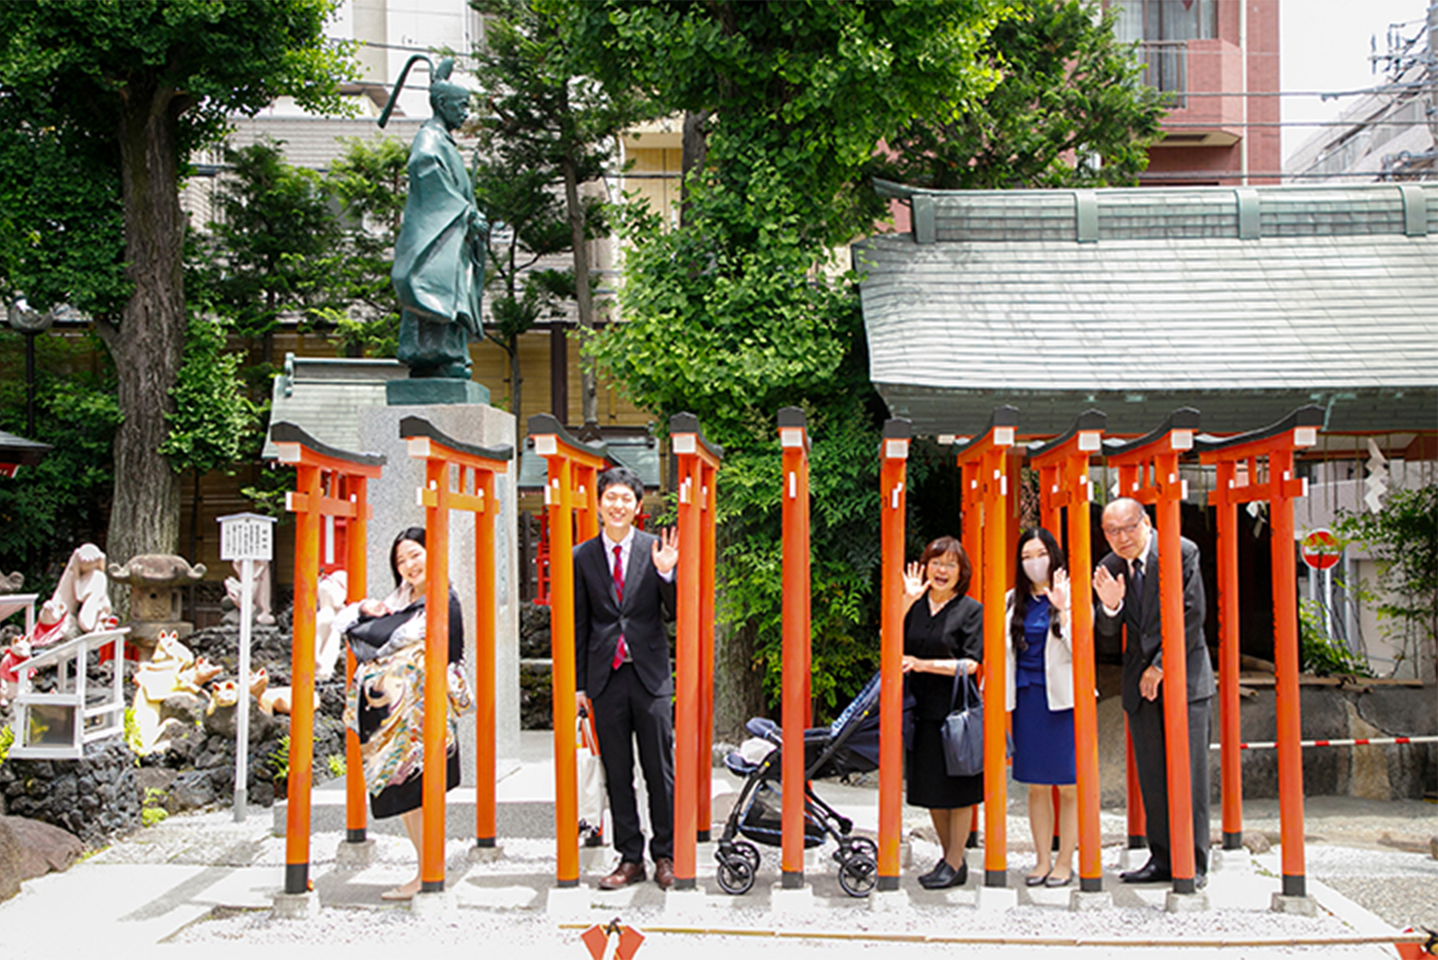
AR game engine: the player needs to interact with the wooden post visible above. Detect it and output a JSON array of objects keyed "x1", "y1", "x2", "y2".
[
  {"x1": 1028, "y1": 410, "x2": 1105, "y2": 891},
  {"x1": 1198, "y1": 406, "x2": 1321, "y2": 900},
  {"x1": 778, "y1": 407, "x2": 811, "y2": 889},
  {"x1": 953, "y1": 406, "x2": 1018, "y2": 887},
  {"x1": 877, "y1": 419, "x2": 910, "y2": 891},
  {"x1": 529, "y1": 415, "x2": 609, "y2": 888},
  {"x1": 670, "y1": 413, "x2": 723, "y2": 890}
]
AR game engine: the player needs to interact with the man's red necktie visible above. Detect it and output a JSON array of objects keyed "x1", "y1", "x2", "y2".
[{"x1": 612, "y1": 544, "x2": 628, "y2": 668}]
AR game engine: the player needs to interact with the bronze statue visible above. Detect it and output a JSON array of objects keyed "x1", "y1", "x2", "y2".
[{"x1": 381, "y1": 57, "x2": 487, "y2": 380}]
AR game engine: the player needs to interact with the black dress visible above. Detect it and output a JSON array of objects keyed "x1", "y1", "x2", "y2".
[{"x1": 905, "y1": 593, "x2": 984, "y2": 809}]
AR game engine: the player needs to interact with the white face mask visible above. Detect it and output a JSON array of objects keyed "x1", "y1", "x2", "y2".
[{"x1": 1022, "y1": 556, "x2": 1050, "y2": 585}]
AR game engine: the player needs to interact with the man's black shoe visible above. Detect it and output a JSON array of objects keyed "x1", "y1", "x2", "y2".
[
  {"x1": 1119, "y1": 861, "x2": 1171, "y2": 884},
  {"x1": 1194, "y1": 872, "x2": 1207, "y2": 890}
]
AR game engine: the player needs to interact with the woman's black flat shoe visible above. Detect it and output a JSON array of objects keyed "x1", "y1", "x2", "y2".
[
  {"x1": 919, "y1": 859, "x2": 967, "y2": 889},
  {"x1": 1045, "y1": 873, "x2": 1072, "y2": 888},
  {"x1": 1025, "y1": 871, "x2": 1050, "y2": 887}
]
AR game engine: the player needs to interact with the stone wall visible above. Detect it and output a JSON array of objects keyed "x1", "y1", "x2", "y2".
[{"x1": 0, "y1": 739, "x2": 140, "y2": 843}]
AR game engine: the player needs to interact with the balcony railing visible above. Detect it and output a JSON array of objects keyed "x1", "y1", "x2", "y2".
[{"x1": 1137, "y1": 40, "x2": 1187, "y2": 109}]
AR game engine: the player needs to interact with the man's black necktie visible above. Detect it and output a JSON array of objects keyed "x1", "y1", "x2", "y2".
[{"x1": 1130, "y1": 557, "x2": 1144, "y2": 622}]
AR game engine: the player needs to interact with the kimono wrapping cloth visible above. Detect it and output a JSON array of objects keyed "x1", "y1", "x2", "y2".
[{"x1": 339, "y1": 585, "x2": 472, "y2": 799}]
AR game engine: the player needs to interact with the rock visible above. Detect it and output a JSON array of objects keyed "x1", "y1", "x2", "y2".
[
  {"x1": 1430, "y1": 836, "x2": 1438, "y2": 861},
  {"x1": 1245, "y1": 833, "x2": 1273, "y2": 854},
  {"x1": 162, "y1": 691, "x2": 208, "y2": 726},
  {"x1": 0, "y1": 815, "x2": 85, "y2": 900},
  {"x1": 169, "y1": 770, "x2": 216, "y2": 811}
]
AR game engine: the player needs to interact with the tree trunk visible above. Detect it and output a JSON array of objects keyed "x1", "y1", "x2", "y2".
[
  {"x1": 507, "y1": 334, "x2": 523, "y2": 420},
  {"x1": 99, "y1": 86, "x2": 186, "y2": 574},
  {"x1": 713, "y1": 615, "x2": 765, "y2": 743},
  {"x1": 561, "y1": 151, "x2": 598, "y2": 426},
  {"x1": 680, "y1": 110, "x2": 709, "y2": 229}
]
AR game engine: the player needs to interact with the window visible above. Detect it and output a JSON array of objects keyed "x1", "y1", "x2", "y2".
[{"x1": 1111, "y1": 0, "x2": 1217, "y2": 43}]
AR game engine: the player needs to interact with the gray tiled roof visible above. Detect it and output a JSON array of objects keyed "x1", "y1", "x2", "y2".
[
  {"x1": 260, "y1": 354, "x2": 408, "y2": 459},
  {"x1": 858, "y1": 183, "x2": 1438, "y2": 437}
]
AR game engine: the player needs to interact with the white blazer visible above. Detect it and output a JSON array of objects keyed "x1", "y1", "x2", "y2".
[{"x1": 1004, "y1": 588, "x2": 1074, "y2": 713}]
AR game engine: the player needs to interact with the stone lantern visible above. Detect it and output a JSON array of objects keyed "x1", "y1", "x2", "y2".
[{"x1": 108, "y1": 554, "x2": 207, "y2": 653}]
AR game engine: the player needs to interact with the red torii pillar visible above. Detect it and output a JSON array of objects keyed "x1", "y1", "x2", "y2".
[
  {"x1": 1197, "y1": 405, "x2": 1321, "y2": 903},
  {"x1": 669, "y1": 412, "x2": 722, "y2": 890},
  {"x1": 529, "y1": 414, "x2": 607, "y2": 888},
  {"x1": 1104, "y1": 408, "x2": 1203, "y2": 896},
  {"x1": 401, "y1": 416, "x2": 513, "y2": 890},
  {"x1": 1029, "y1": 409, "x2": 1105, "y2": 893},
  {"x1": 271, "y1": 422, "x2": 385, "y2": 896},
  {"x1": 877, "y1": 418, "x2": 910, "y2": 891},
  {"x1": 778, "y1": 406, "x2": 812, "y2": 889},
  {"x1": 953, "y1": 405, "x2": 1018, "y2": 888}
]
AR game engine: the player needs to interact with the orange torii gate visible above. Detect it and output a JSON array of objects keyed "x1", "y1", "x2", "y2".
[
  {"x1": 952, "y1": 405, "x2": 1018, "y2": 889},
  {"x1": 877, "y1": 418, "x2": 911, "y2": 892},
  {"x1": 528, "y1": 414, "x2": 607, "y2": 888},
  {"x1": 1028, "y1": 409, "x2": 1105, "y2": 894},
  {"x1": 270, "y1": 422, "x2": 385, "y2": 897},
  {"x1": 1197, "y1": 405, "x2": 1322, "y2": 908},
  {"x1": 669, "y1": 412, "x2": 722, "y2": 890},
  {"x1": 400, "y1": 416, "x2": 512, "y2": 891},
  {"x1": 1103, "y1": 408, "x2": 1204, "y2": 896},
  {"x1": 777, "y1": 406, "x2": 813, "y2": 889}
]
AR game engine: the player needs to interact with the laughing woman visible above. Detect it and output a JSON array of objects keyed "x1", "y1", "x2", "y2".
[
  {"x1": 900, "y1": 536, "x2": 983, "y2": 890},
  {"x1": 334, "y1": 526, "x2": 468, "y2": 901}
]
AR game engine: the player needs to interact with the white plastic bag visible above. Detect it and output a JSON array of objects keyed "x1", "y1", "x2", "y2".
[{"x1": 577, "y1": 708, "x2": 606, "y2": 845}]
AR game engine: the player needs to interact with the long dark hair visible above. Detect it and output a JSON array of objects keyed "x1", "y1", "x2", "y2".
[
  {"x1": 389, "y1": 526, "x2": 427, "y2": 587},
  {"x1": 1011, "y1": 527, "x2": 1066, "y2": 653}
]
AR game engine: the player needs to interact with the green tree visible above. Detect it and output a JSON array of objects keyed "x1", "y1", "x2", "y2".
[
  {"x1": 0, "y1": 0, "x2": 356, "y2": 570},
  {"x1": 197, "y1": 138, "x2": 345, "y2": 368},
  {"x1": 475, "y1": 0, "x2": 658, "y2": 423},
  {"x1": 572, "y1": 0, "x2": 1003, "y2": 733},
  {"x1": 0, "y1": 329, "x2": 120, "y2": 592},
  {"x1": 323, "y1": 136, "x2": 410, "y2": 358},
  {"x1": 159, "y1": 311, "x2": 261, "y2": 570},
  {"x1": 1337, "y1": 486, "x2": 1438, "y2": 682},
  {"x1": 879, "y1": 0, "x2": 1168, "y2": 190}
]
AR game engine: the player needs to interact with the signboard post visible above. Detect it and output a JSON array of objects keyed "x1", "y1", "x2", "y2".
[{"x1": 218, "y1": 512, "x2": 276, "y2": 823}]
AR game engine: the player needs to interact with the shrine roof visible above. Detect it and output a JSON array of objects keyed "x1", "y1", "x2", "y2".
[{"x1": 857, "y1": 182, "x2": 1438, "y2": 440}]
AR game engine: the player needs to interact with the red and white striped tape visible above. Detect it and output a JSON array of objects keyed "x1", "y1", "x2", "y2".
[{"x1": 1209, "y1": 735, "x2": 1438, "y2": 751}]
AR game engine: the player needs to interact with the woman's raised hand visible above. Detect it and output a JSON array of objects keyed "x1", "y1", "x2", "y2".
[
  {"x1": 1044, "y1": 567, "x2": 1072, "y2": 612},
  {"x1": 902, "y1": 561, "x2": 930, "y2": 603}
]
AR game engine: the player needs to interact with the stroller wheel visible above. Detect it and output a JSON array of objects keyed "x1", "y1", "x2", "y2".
[
  {"x1": 733, "y1": 840, "x2": 761, "y2": 872},
  {"x1": 716, "y1": 854, "x2": 756, "y2": 896},
  {"x1": 839, "y1": 836, "x2": 877, "y2": 864},
  {"x1": 837, "y1": 853, "x2": 878, "y2": 898}
]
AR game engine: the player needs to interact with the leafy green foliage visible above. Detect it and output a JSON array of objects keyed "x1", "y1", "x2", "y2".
[
  {"x1": 575, "y1": 0, "x2": 1006, "y2": 719},
  {"x1": 472, "y1": 0, "x2": 659, "y2": 416},
  {"x1": 1298, "y1": 599, "x2": 1372, "y2": 678},
  {"x1": 1336, "y1": 485, "x2": 1438, "y2": 675},
  {"x1": 879, "y1": 0, "x2": 1168, "y2": 189},
  {"x1": 0, "y1": 329, "x2": 119, "y2": 590},
  {"x1": 193, "y1": 139, "x2": 346, "y2": 347},
  {"x1": 0, "y1": 724, "x2": 12, "y2": 767},
  {"x1": 158, "y1": 313, "x2": 261, "y2": 476},
  {"x1": 322, "y1": 136, "x2": 411, "y2": 358}
]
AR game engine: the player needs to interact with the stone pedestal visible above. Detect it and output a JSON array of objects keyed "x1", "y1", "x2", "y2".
[
  {"x1": 1070, "y1": 889, "x2": 1114, "y2": 911},
  {"x1": 546, "y1": 885, "x2": 590, "y2": 919},
  {"x1": 664, "y1": 887, "x2": 707, "y2": 918},
  {"x1": 975, "y1": 884, "x2": 1018, "y2": 912},
  {"x1": 334, "y1": 838, "x2": 375, "y2": 869},
  {"x1": 272, "y1": 890, "x2": 320, "y2": 919},
  {"x1": 387, "y1": 380, "x2": 490, "y2": 406},
  {"x1": 1271, "y1": 893, "x2": 1317, "y2": 916},
  {"x1": 770, "y1": 883, "x2": 815, "y2": 916},
  {"x1": 410, "y1": 888, "x2": 458, "y2": 916},
  {"x1": 357, "y1": 402, "x2": 521, "y2": 782},
  {"x1": 869, "y1": 888, "x2": 911, "y2": 912},
  {"x1": 1166, "y1": 890, "x2": 1210, "y2": 913}
]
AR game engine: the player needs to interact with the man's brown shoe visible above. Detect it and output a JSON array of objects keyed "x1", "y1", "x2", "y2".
[
  {"x1": 654, "y1": 858, "x2": 675, "y2": 890},
  {"x1": 598, "y1": 861, "x2": 646, "y2": 890}
]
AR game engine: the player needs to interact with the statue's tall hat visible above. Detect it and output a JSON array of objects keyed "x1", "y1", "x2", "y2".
[{"x1": 379, "y1": 54, "x2": 461, "y2": 129}]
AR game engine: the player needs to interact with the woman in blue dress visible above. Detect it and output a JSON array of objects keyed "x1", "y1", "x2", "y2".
[{"x1": 1004, "y1": 527, "x2": 1076, "y2": 887}]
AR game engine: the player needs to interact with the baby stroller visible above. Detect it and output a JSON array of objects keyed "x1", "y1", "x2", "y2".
[{"x1": 715, "y1": 671, "x2": 882, "y2": 897}]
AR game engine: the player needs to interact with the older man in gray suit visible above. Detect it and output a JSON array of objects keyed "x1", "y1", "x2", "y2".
[{"x1": 1094, "y1": 497, "x2": 1213, "y2": 889}]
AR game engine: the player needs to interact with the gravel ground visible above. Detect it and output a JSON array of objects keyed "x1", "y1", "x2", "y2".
[{"x1": 142, "y1": 803, "x2": 1438, "y2": 957}]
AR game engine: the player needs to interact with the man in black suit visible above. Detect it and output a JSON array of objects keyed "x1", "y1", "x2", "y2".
[
  {"x1": 575, "y1": 466, "x2": 679, "y2": 890},
  {"x1": 1094, "y1": 497, "x2": 1214, "y2": 889}
]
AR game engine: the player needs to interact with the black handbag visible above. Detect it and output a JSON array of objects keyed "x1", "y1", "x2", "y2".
[{"x1": 940, "y1": 670, "x2": 985, "y2": 777}]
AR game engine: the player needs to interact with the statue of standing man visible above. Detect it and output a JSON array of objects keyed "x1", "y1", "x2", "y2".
[{"x1": 380, "y1": 57, "x2": 487, "y2": 381}]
